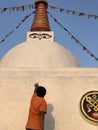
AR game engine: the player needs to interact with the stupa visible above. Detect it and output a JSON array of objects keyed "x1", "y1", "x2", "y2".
[
  {"x1": 0, "y1": 0, "x2": 98, "y2": 130},
  {"x1": 0, "y1": 0, "x2": 80, "y2": 68}
]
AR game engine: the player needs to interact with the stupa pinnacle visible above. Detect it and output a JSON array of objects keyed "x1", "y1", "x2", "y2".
[{"x1": 30, "y1": 0, "x2": 50, "y2": 31}]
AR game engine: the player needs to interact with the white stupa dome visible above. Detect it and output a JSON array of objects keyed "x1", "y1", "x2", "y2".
[
  {"x1": 0, "y1": 0, "x2": 80, "y2": 68},
  {"x1": 0, "y1": 40, "x2": 80, "y2": 68}
]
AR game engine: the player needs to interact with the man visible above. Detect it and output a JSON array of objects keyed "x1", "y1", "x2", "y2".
[{"x1": 25, "y1": 83, "x2": 47, "y2": 130}]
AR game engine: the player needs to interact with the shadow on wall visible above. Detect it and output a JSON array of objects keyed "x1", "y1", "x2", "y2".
[{"x1": 45, "y1": 103, "x2": 55, "y2": 130}]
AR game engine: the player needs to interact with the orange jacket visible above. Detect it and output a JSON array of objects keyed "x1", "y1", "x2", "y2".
[{"x1": 26, "y1": 94, "x2": 47, "y2": 129}]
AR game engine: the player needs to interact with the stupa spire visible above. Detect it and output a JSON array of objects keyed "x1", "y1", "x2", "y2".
[{"x1": 30, "y1": 0, "x2": 50, "y2": 31}]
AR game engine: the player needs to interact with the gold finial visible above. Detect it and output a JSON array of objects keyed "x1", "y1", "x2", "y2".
[
  {"x1": 30, "y1": 0, "x2": 50, "y2": 31},
  {"x1": 35, "y1": 0, "x2": 48, "y2": 8}
]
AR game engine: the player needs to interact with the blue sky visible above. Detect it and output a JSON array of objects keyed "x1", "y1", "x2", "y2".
[{"x1": 0, "y1": 0, "x2": 98, "y2": 67}]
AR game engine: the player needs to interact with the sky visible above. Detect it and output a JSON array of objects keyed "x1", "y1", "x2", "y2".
[{"x1": 0, "y1": 0, "x2": 98, "y2": 68}]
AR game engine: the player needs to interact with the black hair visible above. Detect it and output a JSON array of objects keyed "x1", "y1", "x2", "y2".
[{"x1": 37, "y1": 86, "x2": 46, "y2": 97}]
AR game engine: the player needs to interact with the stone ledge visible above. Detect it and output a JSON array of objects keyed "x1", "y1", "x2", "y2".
[{"x1": 0, "y1": 68, "x2": 98, "y2": 78}]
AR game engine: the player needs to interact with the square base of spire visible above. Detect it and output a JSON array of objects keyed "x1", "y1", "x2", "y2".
[{"x1": 27, "y1": 31, "x2": 54, "y2": 41}]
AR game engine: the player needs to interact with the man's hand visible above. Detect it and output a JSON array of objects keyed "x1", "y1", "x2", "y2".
[
  {"x1": 34, "y1": 83, "x2": 39, "y2": 93},
  {"x1": 34, "y1": 83, "x2": 39, "y2": 88}
]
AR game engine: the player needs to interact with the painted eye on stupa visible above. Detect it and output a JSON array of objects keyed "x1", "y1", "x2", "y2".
[
  {"x1": 29, "y1": 33, "x2": 52, "y2": 40},
  {"x1": 42, "y1": 33, "x2": 52, "y2": 39},
  {"x1": 29, "y1": 33, "x2": 39, "y2": 39}
]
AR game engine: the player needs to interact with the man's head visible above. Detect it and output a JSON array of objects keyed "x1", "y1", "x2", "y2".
[{"x1": 37, "y1": 86, "x2": 46, "y2": 97}]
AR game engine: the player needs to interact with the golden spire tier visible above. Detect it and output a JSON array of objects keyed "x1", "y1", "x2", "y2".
[{"x1": 30, "y1": 0, "x2": 50, "y2": 31}]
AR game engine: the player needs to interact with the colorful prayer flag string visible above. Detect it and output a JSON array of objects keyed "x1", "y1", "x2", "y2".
[
  {"x1": 47, "y1": 11, "x2": 98, "y2": 61},
  {"x1": 0, "y1": 4, "x2": 98, "y2": 20},
  {"x1": 0, "y1": 4, "x2": 35, "y2": 13},
  {"x1": 48, "y1": 5, "x2": 98, "y2": 19},
  {"x1": 0, "y1": 11, "x2": 35, "y2": 44}
]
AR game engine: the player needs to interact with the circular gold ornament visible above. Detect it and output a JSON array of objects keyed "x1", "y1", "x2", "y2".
[{"x1": 80, "y1": 91, "x2": 98, "y2": 123}]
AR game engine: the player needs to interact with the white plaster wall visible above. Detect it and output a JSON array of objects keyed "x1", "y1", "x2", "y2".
[{"x1": 0, "y1": 68, "x2": 98, "y2": 130}]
